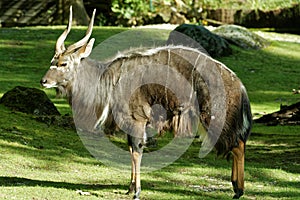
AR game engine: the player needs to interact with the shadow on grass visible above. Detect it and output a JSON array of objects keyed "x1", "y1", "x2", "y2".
[
  {"x1": 246, "y1": 131, "x2": 300, "y2": 174},
  {"x1": 144, "y1": 179, "x2": 233, "y2": 199},
  {"x1": 0, "y1": 176, "x2": 126, "y2": 193},
  {"x1": 0, "y1": 176, "x2": 233, "y2": 199},
  {"x1": 246, "y1": 188, "x2": 300, "y2": 199}
]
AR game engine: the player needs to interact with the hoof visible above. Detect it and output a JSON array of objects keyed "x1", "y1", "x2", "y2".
[
  {"x1": 126, "y1": 182, "x2": 135, "y2": 195},
  {"x1": 232, "y1": 189, "x2": 244, "y2": 199},
  {"x1": 232, "y1": 181, "x2": 243, "y2": 199},
  {"x1": 133, "y1": 188, "x2": 141, "y2": 200}
]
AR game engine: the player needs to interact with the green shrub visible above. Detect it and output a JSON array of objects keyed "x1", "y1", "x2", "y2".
[{"x1": 111, "y1": 0, "x2": 151, "y2": 26}]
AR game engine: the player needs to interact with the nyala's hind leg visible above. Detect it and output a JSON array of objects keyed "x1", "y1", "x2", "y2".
[{"x1": 231, "y1": 140, "x2": 245, "y2": 199}]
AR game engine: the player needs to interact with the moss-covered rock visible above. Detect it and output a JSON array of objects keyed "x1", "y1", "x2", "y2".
[
  {"x1": 167, "y1": 24, "x2": 232, "y2": 58},
  {"x1": 213, "y1": 24, "x2": 268, "y2": 49},
  {"x1": 0, "y1": 86, "x2": 60, "y2": 116}
]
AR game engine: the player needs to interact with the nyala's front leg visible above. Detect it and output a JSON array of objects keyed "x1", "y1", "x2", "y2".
[
  {"x1": 127, "y1": 134, "x2": 144, "y2": 200},
  {"x1": 127, "y1": 146, "x2": 136, "y2": 195}
]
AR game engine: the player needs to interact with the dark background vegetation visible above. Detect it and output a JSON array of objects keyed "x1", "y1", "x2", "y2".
[{"x1": 1, "y1": 0, "x2": 300, "y2": 32}]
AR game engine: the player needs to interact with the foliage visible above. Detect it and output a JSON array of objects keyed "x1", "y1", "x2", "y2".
[
  {"x1": 0, "y1": 26, "x2": 299, "y2": 199},
  {"x1": 107, "y1": 0, "x2": 300, "y2": 26},
  {"x1": 111, "y1": 0, "x2": 151, "y2": 26},
  {"x1": 198, "y1": 0, "x2": 300, "y2": 10}
]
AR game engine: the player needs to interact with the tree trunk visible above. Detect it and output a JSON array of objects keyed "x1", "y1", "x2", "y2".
[{"x1": 56, "y1": 0, "x2": 90, "y2": 25}]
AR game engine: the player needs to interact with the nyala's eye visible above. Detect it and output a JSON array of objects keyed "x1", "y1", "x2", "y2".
[{"x1": 60, "y1": 63, "x2": 67, "y2": 67}]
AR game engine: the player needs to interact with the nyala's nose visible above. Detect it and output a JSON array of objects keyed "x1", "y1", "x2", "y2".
[{"x1": 40, "y1": 79, "x2": 47, "y2": 85}]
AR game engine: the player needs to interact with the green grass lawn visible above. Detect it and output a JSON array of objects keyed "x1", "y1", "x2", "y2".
[{"x1": 0, "y1": 26, "x2": 299, "y2": 199}]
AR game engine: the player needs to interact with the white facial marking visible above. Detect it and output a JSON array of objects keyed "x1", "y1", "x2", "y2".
[
  {"x1": 50, "y1": 65, "x2": 58, "y2": 69},
  {"x1": 43, "y1": 82, "x2": 57, "y2": 88}
]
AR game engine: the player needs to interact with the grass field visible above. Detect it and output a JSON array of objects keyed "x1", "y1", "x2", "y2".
[{"x1": 0, "y1": 26, "x2": 299, "y2": 199}]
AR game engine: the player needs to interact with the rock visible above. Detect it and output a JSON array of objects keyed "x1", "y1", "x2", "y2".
[
  {"x1": 212, "y1": 24, "x2": 268, "y2": 49},
  {"x1": 255, "y1": 101, "x2": 300, "y2": 126},
  {"x1": 167, "y1": 24, "x2": 232, "y2": 58},
  {"x1": 0, "y1": 86, "x2": 60, "y2": 116}
]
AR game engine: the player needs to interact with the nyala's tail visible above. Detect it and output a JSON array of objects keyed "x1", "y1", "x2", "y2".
[{"x1": 240, "y1": 86, "x2": 252, "y2": 143}]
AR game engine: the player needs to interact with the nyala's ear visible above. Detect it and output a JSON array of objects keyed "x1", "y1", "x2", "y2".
[{"x1": 77, "y1": 38, "x2": 95, "y2": 59}]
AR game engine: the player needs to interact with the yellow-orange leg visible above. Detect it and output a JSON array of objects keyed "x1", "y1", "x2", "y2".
[
  {"x1": 126, "y1": 122, "x2": 146, "y2": 200},
  {"x1": 127, "y1": 146, "x2": 136, "y2": 195},
  {"x1": 127, "y1": 137, "x2": 143, "y2": 200},
  {"x1": 132, "y1": 151, "x2": 142, "y2": 200},
  {"x1": 231, "y1": 140, "x2": 245, "y2": 199}
]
